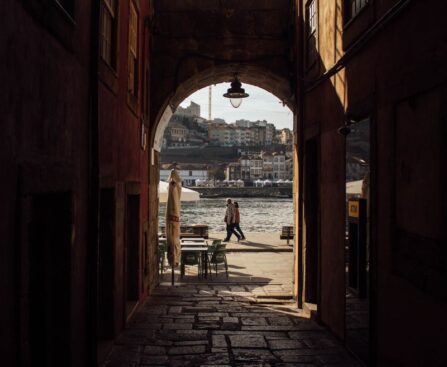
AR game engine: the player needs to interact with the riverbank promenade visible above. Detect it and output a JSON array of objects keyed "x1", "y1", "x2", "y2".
[
  {"x1": 210, "y1": 231, "x2": 293, "y2": 252},
  {"x1": 160, "y1": 232, "x2": 294, "y2": 298}
]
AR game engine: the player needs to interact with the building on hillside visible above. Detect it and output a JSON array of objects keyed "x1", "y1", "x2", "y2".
[
  {"x1": 194, "y1": 116, "x2": 210, "y2": 134},
  {"x1": 272, "y1": 152, "x2": 287, "y2": 179},
  {"x1": 176, "y1": 101, "x2": 200, "y2": 117},
  {"x1": 224, "y1": 151, "x2": 293, "y2": 182},
  {"x1": 239, "y1": 155, "x2": 251, "y2": 181},
  {"x1": 208, "y1": 125, "x2": 229, "y2": 146},
  {"x1": 235, "y1": 119, "x2": 250, "y2": 127},
  {"x1": 265, "y1": 123, "x2": 276, "y2": 145},
  {"x1": 249, "y1": 155, "x2": 263, "y2": 180},
  {"x1": 285, "y1": 158, "x2": 293, "y2": 180},
  {"x1": 213, "y1": 118, "x2": 226, "y2": 125},
  {"x1": 250, "y1": 126, "x2": 264, "y2": 146},
  {"x1": 207, "y1": 119, "x2": 289, "y2": 147},
  {"x1": 280, "y1": 128, "x2": 293, "y2": 145},
  {"x1": 166, "y1": 122, "x2": 188, "y2": 146},
  {"x1": 226, "y1": 162, "x2": 242, "y2": 180},
  {"x1": 261, "y1": 152, "x2": 274, "y2": 179}
]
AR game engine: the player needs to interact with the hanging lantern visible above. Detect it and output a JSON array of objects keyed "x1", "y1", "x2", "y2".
[{"x1": 223, "y1": 75, "x2": 249, "y2": 108}]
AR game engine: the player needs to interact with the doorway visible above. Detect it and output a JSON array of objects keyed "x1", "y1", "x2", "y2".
[
  {"x1": 304, "y1": 139, "x2": 320, "y2": 306},
  {"x1": 125, "y1": 194, "x2": 140, "y2": 316},
  {"x1": 97, "y1": 189, "x2": 115, "y2": 339},
  {"x1": 29, "y1": 193, "x2": 71, "y2": 366},
  {"x1": 345, "y1": 117, "x2": 371, "y2": 365}
]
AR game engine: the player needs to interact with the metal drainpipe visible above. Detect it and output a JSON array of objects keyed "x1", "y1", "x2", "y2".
[{"x1": 87, "y1": 0, "x2": 100, "y2": 365}]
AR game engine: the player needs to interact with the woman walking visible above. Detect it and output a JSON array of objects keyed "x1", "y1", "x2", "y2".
[
  {"x1": 233, "y1": 202, "x2": 246, "y2": 241},
  {"x1": 223, "y1": 198, "x2": 240, "y2": 242}
]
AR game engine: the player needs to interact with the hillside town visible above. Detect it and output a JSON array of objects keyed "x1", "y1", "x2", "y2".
[{"x1": 160, "y1": 102, "x2": 293, "y2": 186}]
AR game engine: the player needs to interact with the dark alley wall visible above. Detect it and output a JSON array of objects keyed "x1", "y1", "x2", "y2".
[
  {"x1": 300, "y1": 0, "x2": 447, "y2": 364},
  {"x1": 96, "y1": 0, "x2": 156, "y2": 360},
  {"x1": 0, "y1": 0, "x2": 92, "y2": 365},
  {"x1": 356, "y1": 1, "x2": 447, "y2": 364}
]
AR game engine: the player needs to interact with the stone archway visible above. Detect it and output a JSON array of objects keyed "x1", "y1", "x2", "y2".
[
  {"x1": 147, "y1": 0, "x2": 300, "y2": 298},
  {"x1": 149, "y1": 0, "x2": 296, "y2": 135},
  {"x1": 151, "y1": 64, "x2": 295, "y2": 153},
  {"x1": 148, "y1": 67, "x2": 299, "y2": 294}
]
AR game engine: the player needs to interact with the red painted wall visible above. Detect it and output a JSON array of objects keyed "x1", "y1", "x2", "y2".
[
  {"x1": 97, "y1": 0, "x2": 152, "y2": 343},
  {"x1": 0, "y1": 1, "x2": 92, "y2": 366}
]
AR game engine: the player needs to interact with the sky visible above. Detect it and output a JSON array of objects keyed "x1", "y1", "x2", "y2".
[{"x1": 179, "y1": 83, "x2": 293, "y2": 130}]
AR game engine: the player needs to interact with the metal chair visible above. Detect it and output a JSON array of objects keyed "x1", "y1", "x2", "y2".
[
  {"x1": 206, "y1": 240, "x2": 221, "y2": 278},
  {"x1": 180, "y1": 251, "x2": 202, "y2": 279},
  {"x1": 158, "y1": 242, "x2": 167, "y2": 275},
  {"x1": 209, "y1": 243, "x2": 228, "y2": 279}
]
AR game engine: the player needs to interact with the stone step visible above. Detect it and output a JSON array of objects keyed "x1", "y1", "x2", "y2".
[
  {"x1": 255, "y1": 294, "x2": 294, "y2": 300},
  {"x1": 302, "y1": 302, "x2": 318, "y2": 320},
  {"x1": 254, "y1": 295, "x2": 295, "y2": 305}
]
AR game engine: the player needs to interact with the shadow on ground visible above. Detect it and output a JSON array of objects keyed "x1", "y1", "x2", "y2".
[
  {"x1": 102, "y1": 284, "x2": 360, "y2": 366},
  {"x1": 159, "y1": 263, "x2": 274, "y2": 286}
]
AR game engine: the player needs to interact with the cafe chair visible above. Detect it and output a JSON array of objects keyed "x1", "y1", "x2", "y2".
[
  {"x1": 206, "y1": 240, "x2": 221, "y2": 278},
  {"x1": 180, "y1": 251, "x2": 202, "y2": 279},
  {"x1": 209, "y1": 243, "x2": 228, "y2": 279},
  {"x1": 158, "y1": 242, "x2": 167, "y2": 275}
]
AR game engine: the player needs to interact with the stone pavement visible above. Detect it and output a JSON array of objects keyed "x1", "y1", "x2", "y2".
[
  {"x1": 102, "y1": 232, "x2": 359, "y2": 366},
  {"x1": 160, "y1": 251, "x2": 293, "y2": 296},
  {"x1": 102, "y1": 284, "x2": 360, "y2": 367}
]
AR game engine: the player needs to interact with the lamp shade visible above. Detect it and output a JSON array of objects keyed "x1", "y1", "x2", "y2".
[
  {"x1": 223, "y1": 77, "x2": 249, "y2": 108},
  {"x1": 230, "y1": 98, "x2": 243, "y2": 108}
]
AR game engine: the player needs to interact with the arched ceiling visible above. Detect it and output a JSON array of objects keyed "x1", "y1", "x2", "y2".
[{"x1": 150, "y1": 0, "x2": 296, "y2": 136}]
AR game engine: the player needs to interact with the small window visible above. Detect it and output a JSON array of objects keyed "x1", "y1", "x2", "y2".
[
  {"x1": 128, "y1": 2, "x2": 139, "y2": 97},
  {"x1": 100, "y1": 0, "x2": 118, "y2": 69},
  {"x1": 306, "y1": 0, "x2": 318, "y2": 68},
  {"x1": 345, "y1": 0, "x2": 369, "y2": 23}
]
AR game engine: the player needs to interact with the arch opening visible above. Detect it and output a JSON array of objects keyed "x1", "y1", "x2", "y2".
[
  {"x1": 151, "y1": 64, "x2": 296, "y2": 153},
  {"x1": 154, "y1": 76, "x2": 297, "y2": 288}
]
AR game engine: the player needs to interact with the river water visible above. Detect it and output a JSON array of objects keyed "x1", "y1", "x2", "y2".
[{"x1": 159, "y1": 197, "x2": 293, "y2": 232}]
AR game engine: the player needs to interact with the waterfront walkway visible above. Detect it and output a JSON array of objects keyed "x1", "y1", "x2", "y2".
[
  {"x1": 209, "y1": 232, "x2": 293, "y2": 252},
  {"x1": 102, "y1": 232, "x2": 359, "y2": 366},
  {"x1": 160, "y1": 232, "x2": 293, "y2": 295}
]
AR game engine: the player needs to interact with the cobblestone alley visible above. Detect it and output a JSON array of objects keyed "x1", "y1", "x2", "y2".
[{"x1": 102, "y1": 283, "x2": 359, "y2": 367}]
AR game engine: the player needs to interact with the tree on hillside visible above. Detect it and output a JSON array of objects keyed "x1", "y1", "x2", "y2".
[{"x1": 208, "y1": 166, "x2": 225, "y2": 181}]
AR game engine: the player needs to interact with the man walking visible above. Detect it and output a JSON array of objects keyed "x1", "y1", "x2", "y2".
[{"x1": 223, "y1": 198, "x2": 240, "y2": 242}]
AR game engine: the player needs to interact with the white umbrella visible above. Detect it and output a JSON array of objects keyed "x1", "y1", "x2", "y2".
[
  {"x1": 165, "y1": 170, "x2": 182, "y2": 285},
  {"x1": 159, "y1": 181, "x2": 200, "y2": 203}
]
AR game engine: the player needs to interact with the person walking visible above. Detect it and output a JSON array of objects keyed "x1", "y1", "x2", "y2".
[
  {"x1": 233, "y1": 202, "x2": 246, "y2": 241},
  {"x1": 222, "y1": 198, "x2": 240, "y2": 242}
]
